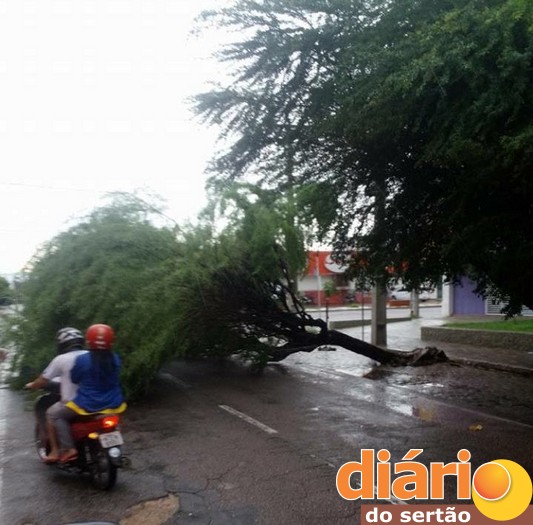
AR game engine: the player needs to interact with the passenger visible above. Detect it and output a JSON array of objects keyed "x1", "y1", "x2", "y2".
[
  {"x1": 25, "y1": 327, "x2": 88, "y2": 463},
  {"x1": 47, "y1": 323, "x2": 126, "y2": 464}
]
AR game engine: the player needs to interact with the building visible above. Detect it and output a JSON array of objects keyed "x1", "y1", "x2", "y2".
[
  {"x1": 298, "y1": 251, "x2": 353, "y2": 306},
  {"x1": 299, "y1": 251, "x2": 444, "y2": 307},
  {"x1": 442, "y1": 277, "x2": 533, "y2": 317}
]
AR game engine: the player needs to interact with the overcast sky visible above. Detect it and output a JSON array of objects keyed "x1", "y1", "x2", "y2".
[{"x1": 0, "y1": 0, "x2": 228, "y2": 276}]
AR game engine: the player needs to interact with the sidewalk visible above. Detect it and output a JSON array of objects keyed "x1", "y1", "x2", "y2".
[
  {"x1": 391, "y1": 332, "x2": 533, "y2": 376},
  {"x1": 339, "y1": 309, "x2": 533, "y2": 376}
]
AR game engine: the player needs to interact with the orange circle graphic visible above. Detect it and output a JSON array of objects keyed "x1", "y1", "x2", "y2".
[{"x1": 473, "y1": 462, "x2": 511, "y2": 501}]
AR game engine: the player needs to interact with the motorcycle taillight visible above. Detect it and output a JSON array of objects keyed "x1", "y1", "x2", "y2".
[{"x1": 101, "y1": 415, "x2": 119, "y2": 429}]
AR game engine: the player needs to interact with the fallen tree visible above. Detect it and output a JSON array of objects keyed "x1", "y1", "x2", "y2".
[
  {"x1": 169, "y1": 187, "x2": 450, "y2": 370},
  {"x1": 267, "y1": 330, "x2": 448, "y2": 368},
  {"x1": 175, "y1": 258, "x2": 448, "y2": 369},
  {"x1": 7, "y1": 193, "x2": 448, "y2": 400}
]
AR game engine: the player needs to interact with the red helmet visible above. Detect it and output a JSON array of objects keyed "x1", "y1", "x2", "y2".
[{"x1": 86, "y1": 324, "x2": 115, "y2": 350}]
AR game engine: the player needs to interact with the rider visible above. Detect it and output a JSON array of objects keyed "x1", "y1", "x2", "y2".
[
  {"x1": 46, "y1": 324, "x2": 126, "y2": 463},
  {"x1": 25, "y1": 327, "x2": 88, "y2": 462}
]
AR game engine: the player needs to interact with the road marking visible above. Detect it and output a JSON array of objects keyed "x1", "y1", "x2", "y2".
[
  {"x1": 219, "y1": 404, "x2": 408, "y2": 506},
  {"x1": 157, "y1": 372, "x2": 191, "y2": 389},
  {"x1": 219, "y1": 405, "x2": 278, "y2": 435}
]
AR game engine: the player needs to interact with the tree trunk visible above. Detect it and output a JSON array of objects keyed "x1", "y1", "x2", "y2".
[
  {"x1": 410, "y1": 290, "x2": 420, "y2": 318},
  {"x1": 371, "y1": 283, "x2": 387, "y2": 346},
  {"x1": 266, "y1": 328, "x2": 448, "y2": 366}
]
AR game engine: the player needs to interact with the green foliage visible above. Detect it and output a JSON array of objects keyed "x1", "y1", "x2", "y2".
[
  {"x1": 172, "y1": 185, "x2": 310, "y2": 366},
  {"x1": 206, "y1": 182, "x2": 307, "y2": 285},
  {"x1": 195, "y1": 0, "x2": 533, "y2": 315},
  {"x1": 11, "y1": 195, "x2": 181, "y2": 398},
  {"x1": 323, "y1": 280, "x2": 337, "y2": 299},
  {"x1": 11, "y1": 189, "x2": 311, "y2": 395},
  {"x1": 0, "y1": 276, "x2": 13, "y2": 305}
]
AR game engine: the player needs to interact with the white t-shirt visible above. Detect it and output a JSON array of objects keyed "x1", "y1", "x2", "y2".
[{"x1": 42, "y1": 350, "x2": 88, "y2": 402}]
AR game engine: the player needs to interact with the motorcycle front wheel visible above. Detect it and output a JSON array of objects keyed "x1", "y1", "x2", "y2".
[{"x1": 90, "y1": 444, "x2": 117, "y2": 490}]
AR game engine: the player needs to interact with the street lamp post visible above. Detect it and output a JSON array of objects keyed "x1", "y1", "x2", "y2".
[{"x1": 315, "y1": 252, "x2": 321, "y2": 316}]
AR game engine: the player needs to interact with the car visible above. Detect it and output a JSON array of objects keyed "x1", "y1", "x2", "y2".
[
  {"x1": 388, "y1": 287, "x2": 411, "y2": 301},
  {"x1": 389, "y1": 287, "x2": 435, "y2": 301},
  {"x1": 418, "y1": 288, "x2": 435, "y2": 302}
]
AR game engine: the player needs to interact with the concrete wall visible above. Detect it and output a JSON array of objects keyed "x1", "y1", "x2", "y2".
[
  {"x1": 329, "y1": 315, "x2": 411, "y2": 329},
  {"x1": 441, "y1": 281, "x2": 454, "y2": 316}
]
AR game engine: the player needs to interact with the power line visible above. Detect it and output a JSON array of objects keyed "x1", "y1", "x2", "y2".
[
  {"x1": 0, "y1": 183, "x2": 182, "y2": 227},
  {"x1": 0, "y1": 181, "x2": 104, "y2": 193}
]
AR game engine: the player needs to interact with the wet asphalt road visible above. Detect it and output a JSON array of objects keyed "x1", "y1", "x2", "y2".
[
  {"x1": 1, "y1": 316, "x2": 532, "y2": 524},
  {"x1": 2, "y1": 358, "x2": 532, "y2": 524}
]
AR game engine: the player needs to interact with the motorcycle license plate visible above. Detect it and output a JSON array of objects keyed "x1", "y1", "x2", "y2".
[{"x1": 98, "y1": 431, "x2": 123, "y2": 448}]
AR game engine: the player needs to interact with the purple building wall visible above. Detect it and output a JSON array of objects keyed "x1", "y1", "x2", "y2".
[{"x1": 453, "y1": 278, "x2": 485, "y2": 315}]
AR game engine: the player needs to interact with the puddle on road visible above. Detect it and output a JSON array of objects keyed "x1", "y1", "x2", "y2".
[
  {"x1": 364, "y1": 367, "x2": 444, "y2": 390},
  {"x1": 287, "y1": 350, "x2": 530, "y2": 427},
  {"x1": 283, "y1": 346, "x2": 376, "y2": 378},
  {"x1": 285, "y1": 349, "x2": 446, "y2": 424}
]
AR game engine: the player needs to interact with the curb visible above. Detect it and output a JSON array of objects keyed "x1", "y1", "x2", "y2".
[
  {"x1": 329, "y1": 316, "x2": 411, "y2": 329},
  {"x1": 449, "y1": 357, "x2": 533, "y2": 377},
  {"x1": 387, "y1": 347, "x2": 533, "y2": 377}
]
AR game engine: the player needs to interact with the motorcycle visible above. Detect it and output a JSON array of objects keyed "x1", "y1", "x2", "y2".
[{"x1": 34, "y1": 390, "x2": 128, "y2": 490}]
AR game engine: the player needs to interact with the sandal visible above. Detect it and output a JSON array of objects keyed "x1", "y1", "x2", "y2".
[
  {"x1": 44, "y1": 455, "x2": 59, "y2": 464},
  {"x1": 59, "y1": 451, "x2": 79, "y2": 464}
]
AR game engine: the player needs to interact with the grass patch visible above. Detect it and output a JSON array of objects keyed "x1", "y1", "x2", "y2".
[{"x1": 444, "y1": 319, "x2": 533, "y2": 332}]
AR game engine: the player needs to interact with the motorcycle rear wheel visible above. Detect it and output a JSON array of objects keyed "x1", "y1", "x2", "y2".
[{"x1": 90, "y1": 445, "x2": 117, "y2": 490}]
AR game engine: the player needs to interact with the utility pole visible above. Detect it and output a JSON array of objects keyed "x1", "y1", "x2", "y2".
[
  {"x1": 371, "y1": 177, "x2": 388, "y2": 347},
  {"x1": 371, "y1": 283, "x2": 388, "y2": 346},
  {"x1": 315, "y1": 251, "x2": 322, "y2": 314},
  {"x1": 410, "y1": 290, "x2": 420, "y2": 318}
]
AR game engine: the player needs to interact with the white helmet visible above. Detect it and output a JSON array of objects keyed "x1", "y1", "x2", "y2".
[{"x1": 56, "y1": 327, "x2": 84, "y2": 354}]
